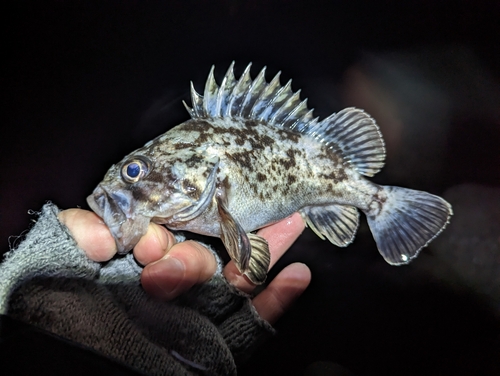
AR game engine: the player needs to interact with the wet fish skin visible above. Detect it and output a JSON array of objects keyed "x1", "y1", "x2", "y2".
[{"x1": 87, "y1": 62, "x2": 452, "y2": 284}]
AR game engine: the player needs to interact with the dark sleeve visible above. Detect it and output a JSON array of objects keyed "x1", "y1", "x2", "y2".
[{"x1": 0, "y1": 203, "x2": 275, "y2": 375}]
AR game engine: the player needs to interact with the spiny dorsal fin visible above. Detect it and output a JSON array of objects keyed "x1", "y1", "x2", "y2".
[
  {"x1": 183, "y1": 63, "x2": 386, "y2": 177},
  {"x1": 182, "y1": 62, "x2": 311, "y2": 130}
]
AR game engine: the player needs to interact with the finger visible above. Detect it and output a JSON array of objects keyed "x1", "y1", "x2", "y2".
[
  {"x1": 141, "y1": 240, "x2": 218, "y2": 300},
  {"x1": 252, "y1": 262, "x2": 311, "y2": 324},
  {"x1": 224, "y1": 212, "x2": 305, "y2": 293},
  {"x1": 133, "y1": 223, "x2": 177, "y2": 266},
  {"x1": 58, "y1": 209, "x2": 117, "y2": 262},
  {"x1": 257, "y1": 212, "x2": 305, "y2": 269}
]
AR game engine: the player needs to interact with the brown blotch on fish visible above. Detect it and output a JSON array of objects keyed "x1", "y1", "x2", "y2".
[
  {"x1": 286, "y1": 149, "x2": 298, "y2": 166},
  {"x1": 226, "y1": 125, "x2": 270, "y2": 150},
  {"x1": 173, "y1": 142, "x2": 194, "y2": 150},
  {"x1": 225, "y1": 151, "x2": 254, "y2": 171},
  {"x1": 278, "y1": 157, "x2": 295, "y2": 170},
  {"x1": 144, "y1": 170, "x2": 170, "y2": 184},
  {"x1": 373, "y1": 190, "x2": 387, "y2": 204},
  {"x1": 178, "y1": 120, "x2": 211, "y2": 132},
  {"x1": 287, "y1": 174, "x2": 297, "y2": 185},
  {"x1": 244, "y1": 121, "x2": 275, "y2": 147},
  {"x1": 249, "y1": 183, "x2": 259, "y2": 195},
  {"x1": 320, "y1": 168, "x2": 348, "y2": 184},
  {"x1": 219, "y1": 176, "x2": 231, "y2": 191},
  {"x1": 131, "y1": 187, "x2": 149, "y2": 202},
  {"x1": 178, "y1": 120, "x2": 213, "y2": 143},
  {"x1": 182, "y1": 179, "x2": 199, "y2": 198},
  {"x1": 184, "y1": 154, "x2": 205, "y2": 167},
  {"x1": 243, "y1": 120, "x2": 259, "y2": 129},
  {"x1": 277, "y1": 129, "x2": 300, "y2": 143},
  {"x1": 256, "y1": 172, "x2": 267, "y2": 182}
]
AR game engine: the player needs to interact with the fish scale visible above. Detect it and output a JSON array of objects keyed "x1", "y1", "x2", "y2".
[{"x1": 87, "y1": 62, "x2": 452, "y2": 284}]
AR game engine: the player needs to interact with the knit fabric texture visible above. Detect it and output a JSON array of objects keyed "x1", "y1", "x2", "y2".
[{"x1": 0, "y1": 203, "x2": 274, "y2": 375}]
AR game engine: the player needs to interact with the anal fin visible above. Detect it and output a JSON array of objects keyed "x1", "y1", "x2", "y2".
[{"x1": 300, "y1": 204, "x2": 360, "y2": 247}]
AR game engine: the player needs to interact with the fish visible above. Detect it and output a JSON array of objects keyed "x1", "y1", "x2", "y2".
[{"x1": 87, "y1": 62, "x2": 453, "y2": 284}]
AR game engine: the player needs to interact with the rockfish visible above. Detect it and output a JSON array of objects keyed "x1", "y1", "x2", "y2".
[{"x1": 87, "y1": 63, "x2": 452, "y2": 284}]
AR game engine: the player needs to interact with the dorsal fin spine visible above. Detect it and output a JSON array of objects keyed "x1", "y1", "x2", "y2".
[
  {"x1": 190, "y1": 81, "x2": 204, "y2": 118},
  {"x1": 270, "y1": 89, "x2": 301, "y2": 125},
  {"x1": 182, "y1": 100, "x2": 195, "y2": 118},
  {"x1": 215, "y1": 62, "x2": 235, "y2": 116},
  {"x1": 238, "y1": 67, "x2": 267, "y2": 118},
  {"x1": 282, "y1": 98, "x2": 308, "y2": 128},
  {"x1": 203, "y1": 66, "x2": 218, "y2": 117},
  {"x1": 228, "y1": 63, "x2": 252, "y2": 118},
  {"x1": 217, "y1": 62, "x2": 236, "y2": 118},
  {"x1": 261, "y1": 79, "x2": 293, "y2": 123},
  {"x1": 291, "y1": 109, "x2": 315, "y2": 131},
  {"x1": 250, "y1": 72, "x2": 282, "y2": 119}
]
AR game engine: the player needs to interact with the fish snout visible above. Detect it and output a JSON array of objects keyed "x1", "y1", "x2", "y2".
[
  {"x1": 87, "y1": 187, "x2": 134, "y2": 220},
  {"x1": 86, "y1": 186, "x2": 148, "y2": 255}
]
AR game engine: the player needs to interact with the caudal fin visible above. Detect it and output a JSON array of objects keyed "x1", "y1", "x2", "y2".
[{"x1": 365, "y1": 186, "x2": 452, "y2": 265}]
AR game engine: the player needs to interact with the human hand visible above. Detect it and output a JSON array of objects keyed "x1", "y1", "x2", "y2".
[{"x1": 58, "y1": 209, "x2": 311, "y2": 324}]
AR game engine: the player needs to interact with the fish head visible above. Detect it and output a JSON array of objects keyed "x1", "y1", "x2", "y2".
[{"x1": 87, "y1": 148, "x2": 219, "y2": 254}]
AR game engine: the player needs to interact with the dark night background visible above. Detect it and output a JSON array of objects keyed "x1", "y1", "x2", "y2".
[{"x1": 1, "y1": 1, "x2": 499, "y2": 375}]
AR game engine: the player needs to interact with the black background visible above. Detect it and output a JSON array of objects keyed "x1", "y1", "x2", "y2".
[{"x1": 1, "y1": 1, "x2": 499, "y2": 375}]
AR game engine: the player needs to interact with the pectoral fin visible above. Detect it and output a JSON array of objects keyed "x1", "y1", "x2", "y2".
[{"x1": 215, "y1": 193, "x2": 270, "y2": 284}]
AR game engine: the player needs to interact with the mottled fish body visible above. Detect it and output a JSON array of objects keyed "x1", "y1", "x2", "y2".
[{"x1": 87, "y1": 63, "x2": 452, "y2": 284}]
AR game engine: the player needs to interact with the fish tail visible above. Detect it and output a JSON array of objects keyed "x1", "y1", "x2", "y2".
[{"x1": 365, "y1": 186, "x2": 452, "y2": 265}]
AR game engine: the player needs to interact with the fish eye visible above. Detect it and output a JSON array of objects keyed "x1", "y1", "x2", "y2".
[{"x1": 121, "y1": 157, "x2": 150, "y2": 183}]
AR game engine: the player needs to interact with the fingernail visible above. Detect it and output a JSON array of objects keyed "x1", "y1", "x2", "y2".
[{"x1": 148, "y1": 256, "x2": 185, "y2": 297}]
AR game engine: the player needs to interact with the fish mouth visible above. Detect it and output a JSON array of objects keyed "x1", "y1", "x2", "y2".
[{"x1": 87, "y1": 186, "x2": 150, "y2": 254}]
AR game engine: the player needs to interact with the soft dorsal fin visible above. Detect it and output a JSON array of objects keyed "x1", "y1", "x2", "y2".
[
  {"x1": 304, "y1": 108, "x2": 386, "y2": 177},
  {"x1": 183, "y1": 63, "x2": 386, "y2": 177}
]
